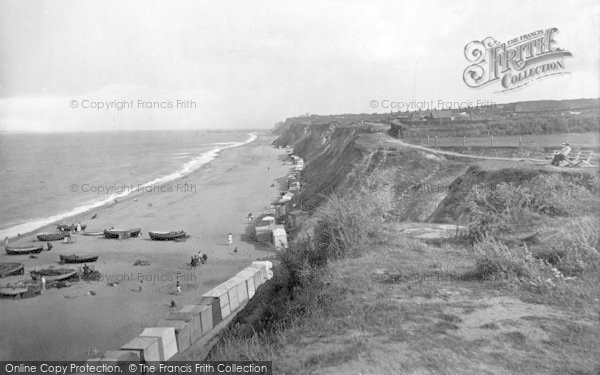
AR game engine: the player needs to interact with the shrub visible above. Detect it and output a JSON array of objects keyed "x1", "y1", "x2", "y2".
[
  {"x1": 534, "y1": 216, "x2": 600, "y2": 276},
  {"x1": 466, "y1": 174, "x2": 599, "y2": 242},
  {"x1": 471, "y1": 236, "x2": 537, "y2": 281}
]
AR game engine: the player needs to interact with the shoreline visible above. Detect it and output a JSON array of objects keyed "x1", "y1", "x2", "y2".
[
  {"x1": 1, "y1": 133, "x2": 260, "y2": 244},
  {"x1": 0, "y1": 133, "x2": 289, "y2": 360}
]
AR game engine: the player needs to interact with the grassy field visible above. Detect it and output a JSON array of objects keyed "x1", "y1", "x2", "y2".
[{"x1": 406, "y1": 132, "x2": 600, "y2": 149}]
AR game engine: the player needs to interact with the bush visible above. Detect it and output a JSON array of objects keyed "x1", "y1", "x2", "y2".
[
  {"x1": 534, "y1": 216, "x2": 600, "y2": 276},
  {"x1": 471, "y1": 236, "x2": 539, "y2": 281},
  {"x1": 466, "y1": 174, "x2": 599, "y2": 242}
]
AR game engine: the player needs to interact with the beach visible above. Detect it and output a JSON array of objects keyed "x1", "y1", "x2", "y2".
[{"x1": 0, "y1": 134, "x2": 288, "y2": 360}]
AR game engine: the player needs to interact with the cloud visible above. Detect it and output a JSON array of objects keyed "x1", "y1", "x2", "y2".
[{"x1": 0, "y1": 0, "x2": 598, "y2": 131}]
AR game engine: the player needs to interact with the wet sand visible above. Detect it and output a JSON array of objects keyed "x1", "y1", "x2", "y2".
[{"x1": 0, "y1": 134, "x2": 288, "y2": 360}]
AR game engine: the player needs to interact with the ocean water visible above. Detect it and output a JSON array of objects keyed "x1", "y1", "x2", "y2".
[{"x1": 0, "y1": 131, "x2": 256, "y2": 239}]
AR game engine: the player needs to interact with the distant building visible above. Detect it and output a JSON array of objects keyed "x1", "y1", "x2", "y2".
[{"x1": 427, "y1": 110, "x2": 453, "y2": 120}]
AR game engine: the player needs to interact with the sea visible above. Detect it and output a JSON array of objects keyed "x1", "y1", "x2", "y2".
[{"x1": 0, "y1": 130, "x2": 256, "y2": 239}]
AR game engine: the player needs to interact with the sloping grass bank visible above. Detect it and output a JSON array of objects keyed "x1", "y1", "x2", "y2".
[{"x1": 207, "y1": 137, "x2": 600, "y2": 374}]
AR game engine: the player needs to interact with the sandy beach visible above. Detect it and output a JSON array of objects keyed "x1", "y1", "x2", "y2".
[{"x1": 0, "y1": 134, "x2": 288, "y2": 360}]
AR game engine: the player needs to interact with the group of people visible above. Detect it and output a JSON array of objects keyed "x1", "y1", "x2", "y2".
[{"x1": 190, "y1": 252, "x2": 208, "y2": 267}]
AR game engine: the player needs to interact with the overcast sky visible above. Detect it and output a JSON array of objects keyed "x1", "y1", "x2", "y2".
[{"x1": 0, "y1": 0, "x2": 598, "y2": 132}]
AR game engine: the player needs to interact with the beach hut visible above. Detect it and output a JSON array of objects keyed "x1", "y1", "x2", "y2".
[
  {"x1": 273, "y1": 200, "x2": 287, "y2": 220},
  {"x1": 252, "y1": 261, "x2": 273, "y2": 279},
  {"x1": 261, "y1": 216, "x2": 275, "y2": 225},
  {"x1": 271, "y1": 226, "x2": 288, "y2": 249},
  {"x1": 139, "y1": 327, "x2": 178, "y2": 361},
  {"x1": 198, "y1": 296, "x2": 221, "y2": 327},
  {"x1": 165, "y1": 310, "x2": 202, "y2": 342},
  {"x1": 156, "y1": 319, "x2": 193, "y2": 353},
  {"x1": 219, "y1": 279, "x2": 240, "y2": 312},
  {"x1": 281, "y1": 192, "x2": 294, "y2": 202},
  {"x1": 235, "y1": 267, "x2": 257, "y2": 299},
  {"x1": 250, "y1": 261, "x2": 272, "y2": 289},
  {"x1": 121, "y1": 336, "x2": 161, "y2": 363},
  {"x1": 180, "y1": 304, "x2": 213, "y2": 336},
  {"x1": 254, "y1": 219, "x2": 272, "y2": 242},
  {"x1": 201, "y1": 285, "x2": 231, "y2": 320},
  {"x1": 227, "y1": 275, "x2": 249, "y2": 303}
]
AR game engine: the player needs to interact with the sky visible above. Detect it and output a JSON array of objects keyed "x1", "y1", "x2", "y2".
[{"x1": 0, "y1": 0, "x2": 599, "y2": 132}]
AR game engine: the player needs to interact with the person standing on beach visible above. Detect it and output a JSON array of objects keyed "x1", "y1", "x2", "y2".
[
  {"x1": 176, "y1": 280, "x2": 182, "y2": 294},
  {"x1": 41, "y1": 276, "x2": 46, "y2": 294},
  {"x1": 228, "y1": 233, "x2": 233, "y2": 246}
]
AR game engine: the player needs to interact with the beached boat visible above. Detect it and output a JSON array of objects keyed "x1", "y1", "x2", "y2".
[
  {"x1": 81, "y1": 231, "x2": 104, "y2": 236},
  {"x1": 103, "y1": 228, "x2": 142, "y2": 239},
  {"x1": 37, "y1": 232, "x2": 69, "y2": 241},
  {"x1": 59, "y1": 254, "x2": 99, "y2": 264},
  {"x1": 0, "y1": 263, "x2": 24, "y2": 278},
  {"x1": 30, "y1": 268, "x2": 78, "y2": 282},
  {"x1": 148, "y1": 230, "x2": 187, "y2": 241},
  {"x1": 57, "y1": 224, "x2": 87, "y2": 232},
  {"x1": 5, "y1": 245, "x2": 44, "y2": 255},
  {"x1": 0, "y1": 286, "x2": 28, "y2": 297}
]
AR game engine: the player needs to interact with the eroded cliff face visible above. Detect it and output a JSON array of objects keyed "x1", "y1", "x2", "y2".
[
  {"x1": 273, "y1": 122, "x2": 376, "y2": 210},
  {"x1": 273, "y1": 120, "x2": 600, "y2": 225}
]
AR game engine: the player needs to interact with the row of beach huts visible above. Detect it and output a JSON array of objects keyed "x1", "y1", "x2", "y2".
[
  {"x1": 80, "y1": 261, "x2": 273, "y2": 371},
  {"x1": 252, "y1": 149, "x2": 308, "y2": 249}
]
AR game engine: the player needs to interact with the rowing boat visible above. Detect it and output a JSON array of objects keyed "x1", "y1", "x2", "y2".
[
  {"x1": 0, "y1": 263, "x2": 24, "y2": 278},
  {"x1": 37, "y1": 232, "x2": 69, "y2": 241},
  {"x1": 81, "y1": 231, "x2": 104, "y2": 236},
  {"x1": 0, "y1": 287, "x2": 28, "y2": 297},
  {"x1": 104, "y1": 228, "x2": 142, "y2": 239},
  {"x1": 59, "y1": 254, "x2": 99, "y2": 263},
  {"x1": 5, "y1": 245, "x2": 44, "y2": 255},
  {"x1": 148, "y1": 230, "x2": 187, "y2": 241},
  {"x1": 30, "y1": 268, "x2": 78, "y2": 282}
]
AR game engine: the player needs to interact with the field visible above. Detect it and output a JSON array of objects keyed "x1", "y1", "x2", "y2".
[{"x1": 405, "y1": 132, "x2": 600, "y2": 149}]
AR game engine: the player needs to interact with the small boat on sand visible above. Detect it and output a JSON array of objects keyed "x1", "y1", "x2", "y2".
[
  {"x1": 59, "y1": 254, "x2": 99, "y2": 264},
  {"x1": 104, "y1": 228, "x2": 142, "y2": 239},
  {"x1": 37, "y1": 232, "x2": 69, "y2": 241},
  {"x1": 0, "y1": 263, "x2": 24, "y2": 278},
  {"x1": 81, "y1": 231, "x2": 104, "y2": 236},
  {"x1": 30, "y1": 268, "x2": 78, "y2": 282},
  {"x1": 5, "y1": 245, "x2": 44, "y2": 255},
  {"x1": 148, "y1": 230, "x2": 187, "y2": 241},
  {"x1": 0, "y1": 286, "x2": 29, "y2": 297}
]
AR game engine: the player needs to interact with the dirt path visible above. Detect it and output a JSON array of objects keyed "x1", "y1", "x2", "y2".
[{"x1": 376, "y1": 132, "x2": 548, "y2": 162}]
